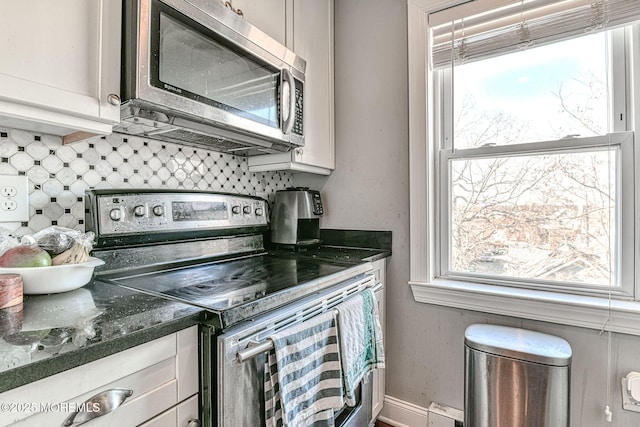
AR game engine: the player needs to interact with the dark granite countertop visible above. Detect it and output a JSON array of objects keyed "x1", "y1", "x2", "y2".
[
  {"x1": 0, "y1": 229, "x2": 390, "y2": 393},
  {"x1": 270, "y1": 229, "x2": 392, "y2": 263},
  {"x1": 289, "y1": 245, "x2": 390, "y2": 263},
  {"x1": 0, "y1": 280, "x2": 203, "y2": 393}
]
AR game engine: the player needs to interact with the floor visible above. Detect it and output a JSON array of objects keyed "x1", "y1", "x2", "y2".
[{"x1": 376, "y1": 421, "x2": 394, "y2": 427}]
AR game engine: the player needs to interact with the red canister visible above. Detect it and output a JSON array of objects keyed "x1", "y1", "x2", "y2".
[{"x1": 0, "y1": 274, "x2": 23, "y2": 309}]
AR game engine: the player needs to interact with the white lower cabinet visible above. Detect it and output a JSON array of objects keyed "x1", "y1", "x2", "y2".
[
  {"x1": 140, "y1": 394, "x2": 199, "y2": 427},
  {"x1": 0, "y1": 326, "x2": 199, "y2": 427},
  {"x1": 370, "y1": 259, "x2": 387, "y2": 423}
]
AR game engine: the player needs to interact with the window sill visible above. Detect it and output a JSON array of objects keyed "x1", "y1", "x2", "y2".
[{"x1": 410, "y1": 279, "x2": 640, "y2": 336}]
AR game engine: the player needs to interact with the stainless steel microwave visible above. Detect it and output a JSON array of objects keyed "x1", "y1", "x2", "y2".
[{"x1": 116, "y1": 0, "x2": 305, "y2": 155}]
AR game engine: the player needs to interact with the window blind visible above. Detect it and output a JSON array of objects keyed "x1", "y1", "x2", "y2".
[{"x1": 431, "y1": 0, "x2": 640, "y2": 69}]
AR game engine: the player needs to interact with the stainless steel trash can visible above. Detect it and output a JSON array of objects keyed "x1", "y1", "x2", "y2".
[{"x1": 464, "y1": 324, "x2": 572, "y2": 427}]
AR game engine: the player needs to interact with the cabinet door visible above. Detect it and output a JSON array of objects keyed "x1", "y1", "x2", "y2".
[
  {"x1": 229, "y1": 0, "x2": 287, "y2": 45},
  {"x1": 0, "y1": 0, "x2": 121, "y2": 137},
  {"x1": 371, "y1": 260, "x2": 387, "y2": 422},
  {"x1": 290, "y1": 0, "x2": 335, "y2": 171},
  {"x1": 371, "y1": 286, "x2": 386, "y2": 420},
  {"x1": 140, "y1": 395, "x2": 199, "y2": 427},
  {"x1": 248, "y1": 0, "x2": 335, "y2": 175},
  {"x1": 177, "y1": 395, "x2": 200, "y2": 427}
]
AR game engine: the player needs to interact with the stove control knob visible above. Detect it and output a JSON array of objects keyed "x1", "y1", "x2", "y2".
[
  {"x1": 133, "y1": 205, "x2": 146, "y2": 217},
  {"x1": 243, "y1": 205, "x2": 251, "y2": 215},
  {"x1": 232, "y1": 205, "x2": 241, "y2": 215},
  {"x1": 109, "y1": 208, "x2": 122, "y2": 221},
  {"x1": 152, "y1": 205, "x2": 164, "y2": 217},
  {"x1": 255, "y1": 207, "x2": 264, "y2": 216}
]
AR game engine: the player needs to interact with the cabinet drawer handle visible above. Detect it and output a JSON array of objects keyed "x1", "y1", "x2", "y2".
[
  {"x1": 107, "y1": 93, "x2": 121, "y2": 106},
  {"x1": 224, "y1": 1, "x2": 243, "y2": 16},
  {"x1": 62, "y1": 388, "x2": 133, "y2": 426}
]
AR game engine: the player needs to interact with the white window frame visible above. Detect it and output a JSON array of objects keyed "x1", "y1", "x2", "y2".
[
  {"x1": 437, "y1": 133, "x2": 634, "y2": 297},
  {"x1": 407, "y1": 0, "x2": 640, "y2": 336}
]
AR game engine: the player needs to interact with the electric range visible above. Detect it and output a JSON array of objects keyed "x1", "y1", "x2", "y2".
[{"x1": 87, "y1": 189, "x2": 372, "y2": 329}]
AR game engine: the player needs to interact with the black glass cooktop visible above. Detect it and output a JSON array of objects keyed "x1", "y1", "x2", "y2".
[{"x1": 107, "y1": 252, "x2": 370, "y2": 329}]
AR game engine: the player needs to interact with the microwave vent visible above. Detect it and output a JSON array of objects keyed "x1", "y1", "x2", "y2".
[
  {"x1": 159, "y1": 128, "x2": 249, "y2": 152},
  {"x1": 114, "y1": 105, "x2": 290, "y2": 155}
]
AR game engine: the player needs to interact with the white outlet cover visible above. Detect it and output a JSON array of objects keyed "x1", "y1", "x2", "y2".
[
  {"x1": 622, "y1": 376, "x2": 640, "y2": 413},
  {"x1": 0, "y1": 175, "x2": 29, "y2": 223}
]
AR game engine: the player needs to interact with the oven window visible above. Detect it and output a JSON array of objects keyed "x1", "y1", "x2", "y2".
[{"x1": 153, "y1": 9, "x2": 280, "y2": 128}]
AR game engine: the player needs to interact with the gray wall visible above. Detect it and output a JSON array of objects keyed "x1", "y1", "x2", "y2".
[{"x1": 296, "y1": 0, "x2": 640, "y2": 426}]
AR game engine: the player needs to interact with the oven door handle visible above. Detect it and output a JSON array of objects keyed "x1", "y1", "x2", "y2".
[
  {"x1": 235, "y1": 281, "x2": 383, "y2": 363},
  {"x1": 371, "y1": 281, "x2": 383, "y2": 293},
  {"x1": 237, "y1": 339, "x2": 275, "y2": 363}
]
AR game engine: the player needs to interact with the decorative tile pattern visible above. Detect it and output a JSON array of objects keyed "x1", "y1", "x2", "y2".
[{"x1": 0, "y1": 128, "x2": 292, "y2": 235}]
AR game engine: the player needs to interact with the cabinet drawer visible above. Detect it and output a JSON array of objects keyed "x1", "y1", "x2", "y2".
[{"x1": 140, "y1": 394, "x2": 199, "y2": 427}]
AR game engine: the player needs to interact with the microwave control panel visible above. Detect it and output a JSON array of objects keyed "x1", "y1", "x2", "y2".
[{"x1": 292, "y1": 82, "x2": 304, "y2": 136}]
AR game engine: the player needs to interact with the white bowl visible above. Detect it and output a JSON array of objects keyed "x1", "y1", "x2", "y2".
[{"x1": 0, "y1": 257, "x2": 105, "y2": 295}]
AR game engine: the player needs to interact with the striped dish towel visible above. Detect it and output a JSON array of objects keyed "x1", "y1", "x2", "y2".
[
  {"x1": 264, "y1": 310, "x2": 345, "y2": 427},
  {"x1": 335, "y1": 288, "x2": 385, "y2": 406}
]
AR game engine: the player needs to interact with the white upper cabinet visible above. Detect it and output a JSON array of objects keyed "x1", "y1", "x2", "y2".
[
  {"x1": 227, "y1": 0, "x2": 288, "y2": 46},
  {"x1": 247, "y1": 0, "x2": 335, "y2": 175},
  {"x1": 0, "y1": 0, "x2": 121, "y2": 142}
]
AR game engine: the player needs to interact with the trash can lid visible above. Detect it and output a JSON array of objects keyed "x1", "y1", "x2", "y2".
[{"x1": 465, "y1": 324, "x2": 572, "y2": 366}]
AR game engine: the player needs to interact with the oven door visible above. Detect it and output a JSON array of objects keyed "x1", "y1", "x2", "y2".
[
  {"x1": 122, "y1": 0, "x2": 304, "y2": 147},
  {"x1": 202, "y1": 274, "x2": 378, "y2": 427}
]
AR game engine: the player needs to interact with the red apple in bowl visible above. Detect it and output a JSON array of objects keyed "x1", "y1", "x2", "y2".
[{"x1": 0, "y1": 246, "x2": 52, "y2": 268}]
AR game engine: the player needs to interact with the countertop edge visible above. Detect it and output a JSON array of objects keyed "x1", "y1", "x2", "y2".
[
  {"x1": 363, "y1": 250, "x2": 392, "y2": 262},
  {"x1": 0, "y1": 311, "x2": 203, "y2": 393}
]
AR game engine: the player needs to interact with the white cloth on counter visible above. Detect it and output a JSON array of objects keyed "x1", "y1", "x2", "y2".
[
  {"x1": 335, "y1": 288, "x2": 385, "y2": 406},
  {"x1": 264, "y1": 310, "x2": 345, "y2": 427}
]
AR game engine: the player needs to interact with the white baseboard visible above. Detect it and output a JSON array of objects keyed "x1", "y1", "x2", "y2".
[{"x1": 377, "y1": 395, "x2": 428, "y2": 427}]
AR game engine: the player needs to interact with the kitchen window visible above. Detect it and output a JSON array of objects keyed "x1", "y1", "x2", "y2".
[
  {"x1": 407, "y1": 0, "x2": 640, "y2": 335},
  {"x1": 436, "y1": 28, "x2": 633, "y2": 297}
]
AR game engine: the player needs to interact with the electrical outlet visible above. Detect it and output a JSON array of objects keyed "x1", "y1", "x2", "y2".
[
  {"x1": 1, "y1": 200, "x2": 17, "y2": 211},
  {"x1": 1, "y1": 186, "x2": 17, "y2": 197},
  {"x1": 0, "y1": 175, "x2": 29, "y2": 223}
]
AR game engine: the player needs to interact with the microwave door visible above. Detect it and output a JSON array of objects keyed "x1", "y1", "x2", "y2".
[{"x1": 153, "y1": 7, "x2": 283, "y2": 131}]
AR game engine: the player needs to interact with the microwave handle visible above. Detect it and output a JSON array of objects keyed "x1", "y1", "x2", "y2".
[{"x1": 280, "y1": 68, "x2": 296, "y2": 135}]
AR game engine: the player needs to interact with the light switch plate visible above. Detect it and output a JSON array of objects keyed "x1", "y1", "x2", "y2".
[{"x1": 0, "y1": 175, "x2": 29, "y2": 222}]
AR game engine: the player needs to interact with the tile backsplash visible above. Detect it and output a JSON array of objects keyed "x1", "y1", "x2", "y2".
[{"x1": 0, "y1": 128, "x2": 291, "y2": 236}]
